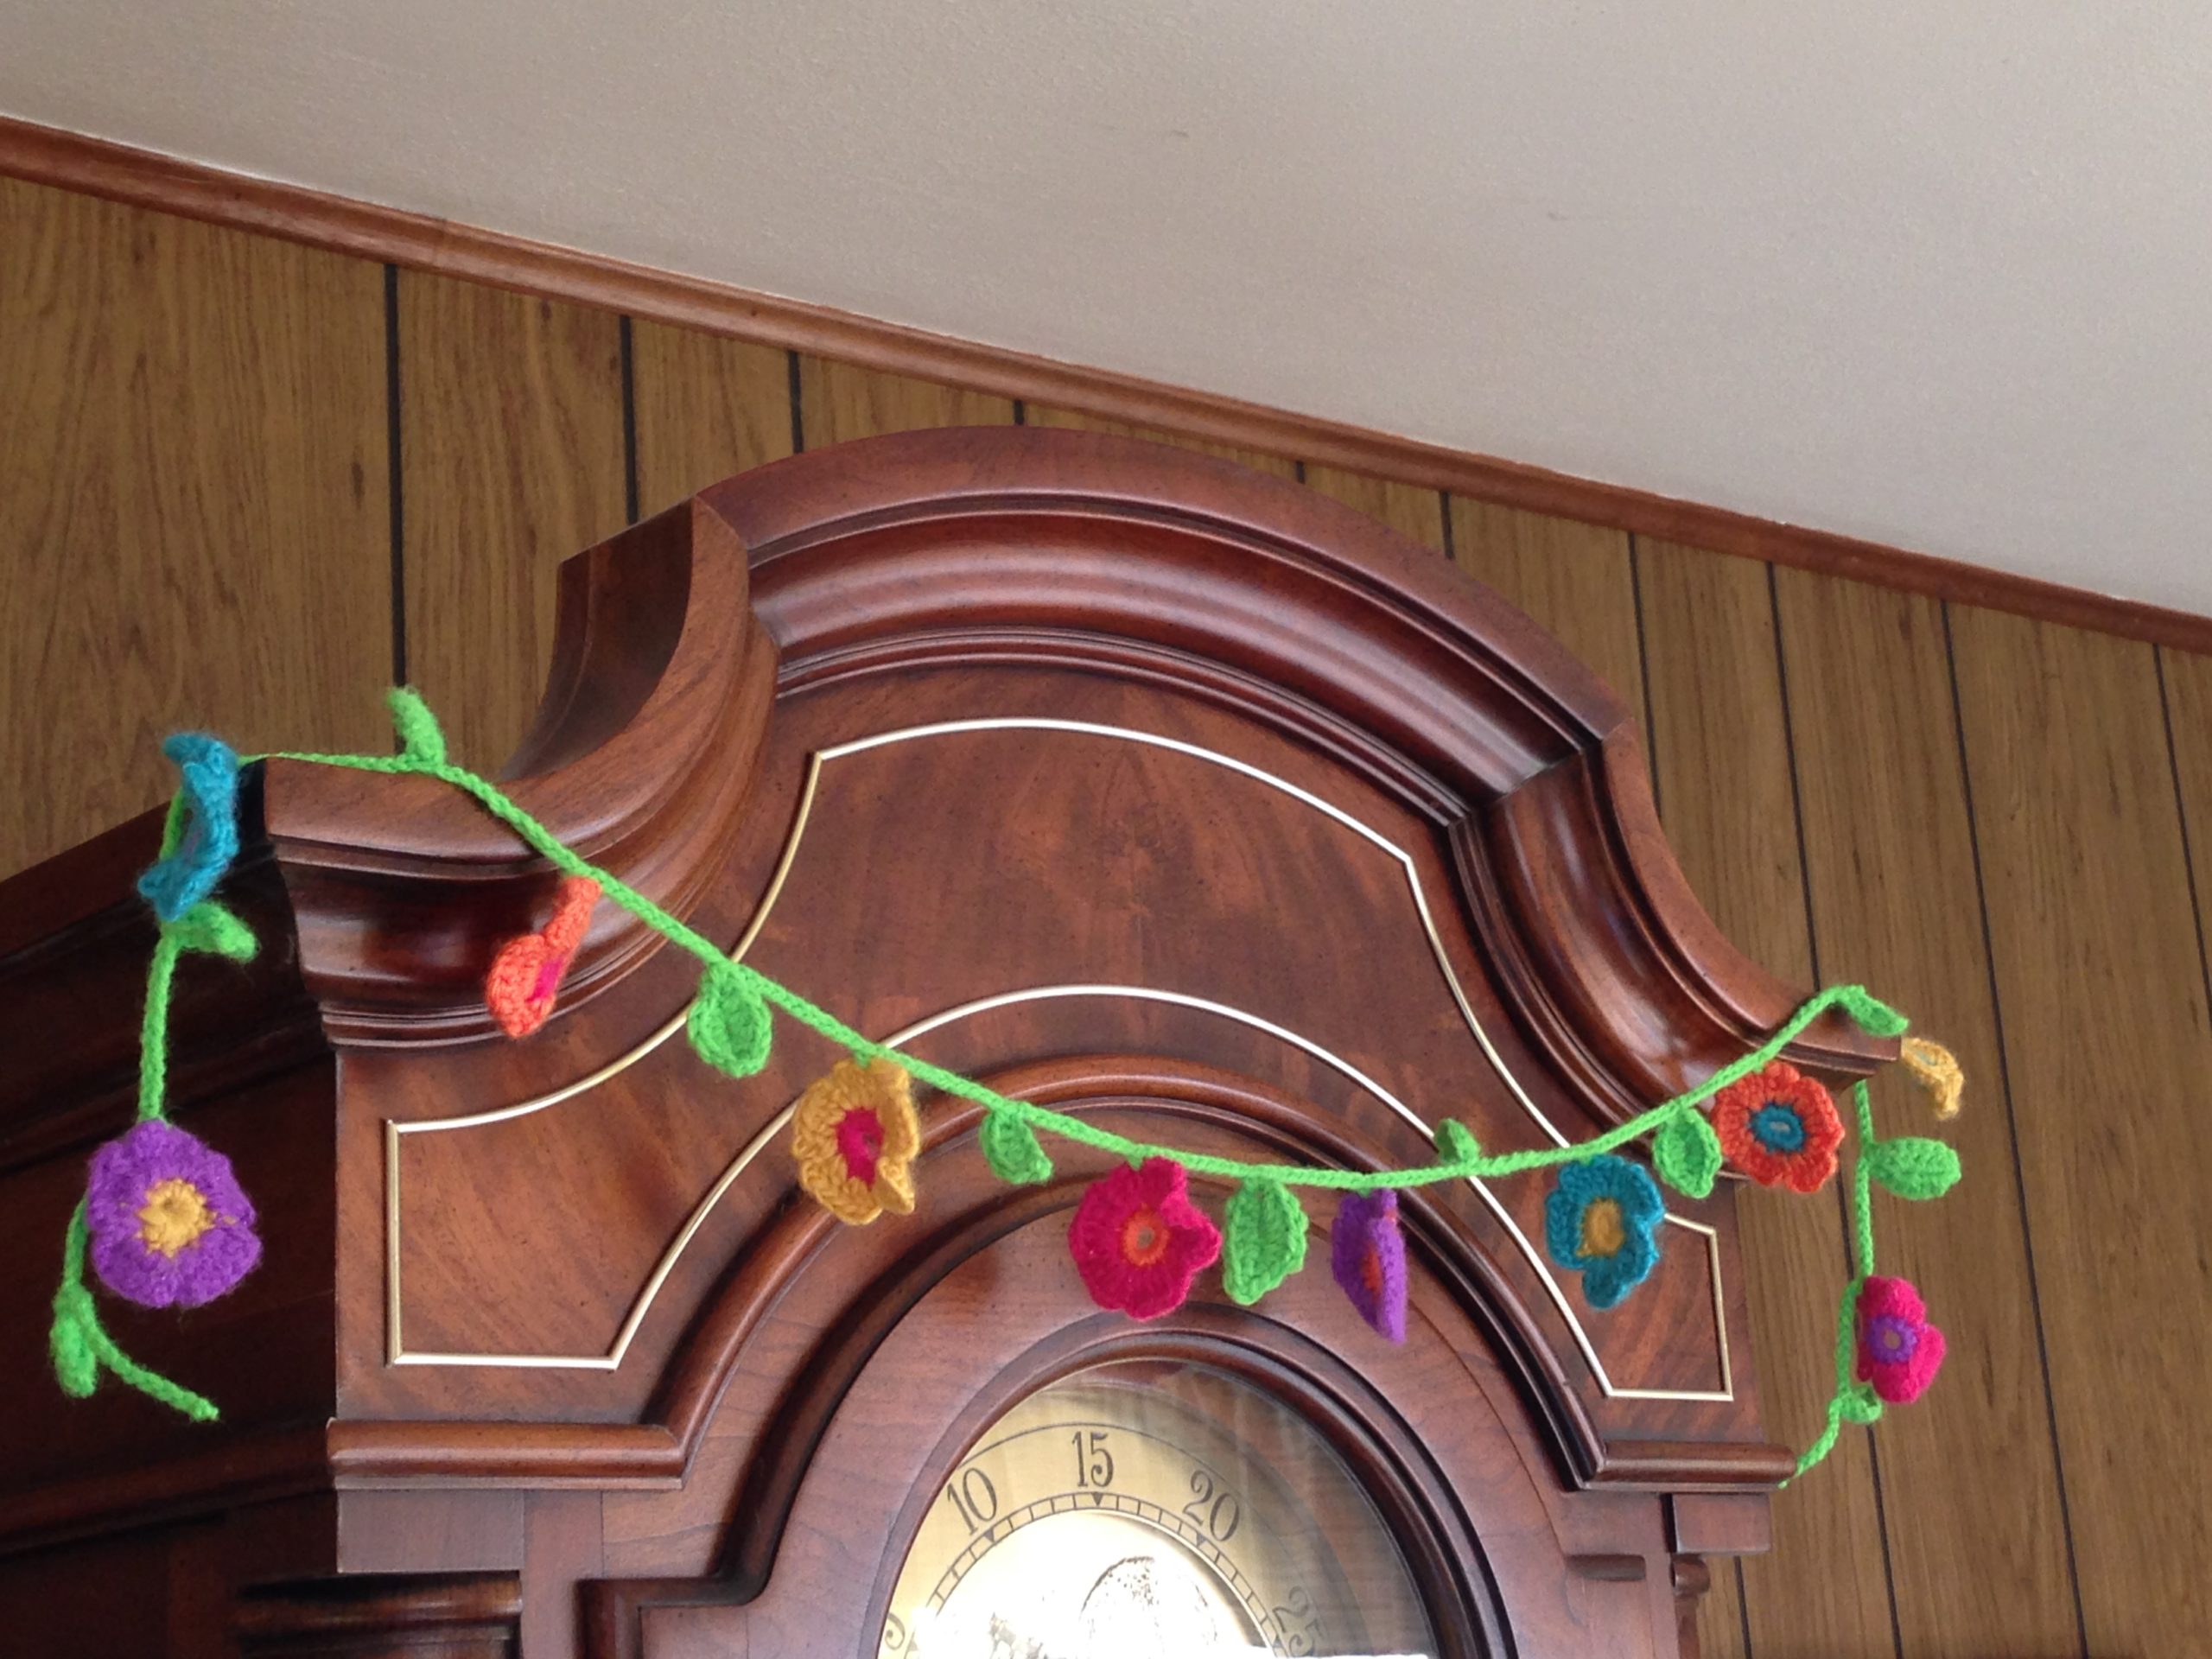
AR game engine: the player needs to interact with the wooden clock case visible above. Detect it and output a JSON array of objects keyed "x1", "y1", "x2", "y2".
[{"x1": 0, "y1": 428, "x2": 1887, "y2": 1656}]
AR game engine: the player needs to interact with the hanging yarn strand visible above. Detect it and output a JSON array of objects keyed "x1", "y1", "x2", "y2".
[{"x1": 59, "y1": 687, "x2": 1963, "y2": 1490}]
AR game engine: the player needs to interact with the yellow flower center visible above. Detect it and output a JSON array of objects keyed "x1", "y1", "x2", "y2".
[
  {"x1": 1580, "y1": 1198, "x2": 1626, "y2": 1259},
  {"x1": 138, "y1": 1177, "x2": 217, "y2": 1258}
]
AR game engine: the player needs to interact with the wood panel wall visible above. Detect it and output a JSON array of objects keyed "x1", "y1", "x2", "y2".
[{"x1": 4, "y1": 172, "x2": 2207, "y2": 1658}]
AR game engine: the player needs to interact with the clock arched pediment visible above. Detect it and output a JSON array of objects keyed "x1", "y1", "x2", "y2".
[{"x1": 0, "y1": 427, "x2": 1886, "y2": 1657}]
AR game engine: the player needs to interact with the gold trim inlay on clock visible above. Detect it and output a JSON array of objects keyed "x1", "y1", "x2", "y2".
[{"x1": 383, "y1": 718, "x2": 1733, "y2": 1402}]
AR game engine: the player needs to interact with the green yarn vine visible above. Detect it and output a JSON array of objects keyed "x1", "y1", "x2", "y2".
[{"x1": 62, "y1": 688, "x2": 1963, "y2": 1486}]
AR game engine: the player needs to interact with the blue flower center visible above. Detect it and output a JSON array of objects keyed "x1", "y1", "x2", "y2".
[{"x1": 1750, "y1": 1102, "x2": 1806, "y2": 1154}]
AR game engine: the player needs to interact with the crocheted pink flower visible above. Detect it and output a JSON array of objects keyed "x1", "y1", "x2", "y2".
[
  {"x1": 1068, "y1": 1158, "x2": 1221, "y2": 1319},
  {"x1": 85, "y1": 1119, "x2": 261, "y2": 1308},
  {"x1": 1855, "y1": 1274, "x2": 1946, "y2": 1404}
]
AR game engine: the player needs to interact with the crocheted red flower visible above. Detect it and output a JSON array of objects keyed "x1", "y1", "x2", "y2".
[
  {"x1": 1712, "y1": 1061, "x2": 1844, "y2": 1192},
  {"x1": 1855, "y1": 1274, "x2": 1946, "y2": 1404},
  {"x1": 1068, "y1": 1158, "x2": 1221, "y2": 1319},
  {"x1": 486, "y1": 876, "x2": 601, "y2": 1038}
]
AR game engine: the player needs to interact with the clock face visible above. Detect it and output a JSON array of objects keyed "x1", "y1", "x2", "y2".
[{"x1": 879, "y1": 1360, "x2": 1437, "y2": 1658}]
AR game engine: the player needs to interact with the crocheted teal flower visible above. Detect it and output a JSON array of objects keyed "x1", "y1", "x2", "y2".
[
  {"x1": 1544, "y1": 1154, "x2": 1664, "y2": 1310},
  {"x1": 136, "y1": 734, "x2": 241, "y2": 922}
]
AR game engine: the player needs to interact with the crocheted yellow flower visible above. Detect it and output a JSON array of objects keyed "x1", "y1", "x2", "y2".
[{"x1": 791, "y1": 1058, "x2": 921, "y2": 1224}]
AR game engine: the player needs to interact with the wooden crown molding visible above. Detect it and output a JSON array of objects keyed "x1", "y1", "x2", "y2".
[{"x1": 3, "y1": 113, "x2": 2206, "y2": 656}]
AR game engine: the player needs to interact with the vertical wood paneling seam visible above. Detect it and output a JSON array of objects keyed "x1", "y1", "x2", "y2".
[
  {"x1": 785, "y1": 351, "x2": 804, "y2": 454},
  {"x1": 1435, "y1": 492, "x2": 1455, "y2": 563},
  {"x1": 1766, "y1": 564, "x2": 1907, "y2": 1659},
  {"x1": 1012, "y1": 398, "x2": 1027, "y2": 425},
  {"x1": 619, "y1": 316, "x2": 640, "y2": 524},
  {"x1": 1627, "y1": 536, "x2": 1662, "y2": 817},
  {"x1": 382, "y1": 263, "x2": 407, "y2": 693},
  {"x1": 1938, "y1": 601, "x2": 2093, "y2": 1659},
  {"x1": 1293, "y1": 459, "x2": 1307, "y2": 484},
  {"x1": 2153, "y1": 648, "x2": 2212, "y2": 1013}
]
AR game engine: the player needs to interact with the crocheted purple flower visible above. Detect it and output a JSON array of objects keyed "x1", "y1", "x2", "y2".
[
  {"x1": 136, "y1": 734, "x2": 241, "y2": 923},
  {"x1": 85, "y1": 1120, "x2": 261, "y2": 1308},
  {"x1": 1330, "y1": 1190, "x2": 1408, "y2": 1341}
]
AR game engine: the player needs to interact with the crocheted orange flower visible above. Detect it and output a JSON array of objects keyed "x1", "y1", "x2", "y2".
[
  {"x1": 1713, "y1": 1061, "x2": 1844, "y2": 1192},
  {"x1": 791, "y1": 1058, "x2": 921, "y2": 1224}
]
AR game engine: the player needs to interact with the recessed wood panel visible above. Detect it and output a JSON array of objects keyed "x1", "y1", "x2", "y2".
[
  {"x1": 630, "y1": 326, "x2": 792, "y2": 515},
  {"x1": 0, "y1": 175, "x2": 390, "y2": 880},
  {"x1": 1949, "y1": 607, "x2": 2212, "y2": 1655},
  {"x1": 1302, "y1": 470, "x2": 1447, "y2": 551},
  {"x1": 397, "y1": 274, "x2": 628, "y2": 769},
  {"x1": 1446, "y1": 502, "x2": 1649, "y2": 747},
  {"x1": 1029, "y1": 404, "x2": 1296, "y2": 477},
  {"x1": 1775, "y1": 570, "x2": 2080, "y2": 1656},
  {"x1": 795, "y1": 357, "x2": 1013, "y2": 442},
  {"x1": 2160, "y1": 645, "x2": 2212, "y2": 965},
  {"x1": 1637, "y1": 542, "x2": 1898, "y2": 1658}
]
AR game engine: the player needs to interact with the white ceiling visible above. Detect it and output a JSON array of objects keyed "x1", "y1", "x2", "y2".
[{"x1": 9, "y1": 3, "x2": 2211, "y2": 616}]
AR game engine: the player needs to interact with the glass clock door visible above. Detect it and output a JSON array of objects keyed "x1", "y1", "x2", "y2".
[{"x1": 880, "y1": 1360, "x2": 1437, "y2": 1658}]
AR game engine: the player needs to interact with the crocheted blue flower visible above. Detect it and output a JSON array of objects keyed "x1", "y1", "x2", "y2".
[
  {"x1": 136, "y1": 734, "x2": 241, "y2": 923},
  {"x1": 1544, "y1": 1153, "x2": 1664, "y2": 1310}
]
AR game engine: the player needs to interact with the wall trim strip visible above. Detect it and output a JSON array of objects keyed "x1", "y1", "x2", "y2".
[{"x1": 4, "y1": 113, "x2": 2205, "y2": 653}]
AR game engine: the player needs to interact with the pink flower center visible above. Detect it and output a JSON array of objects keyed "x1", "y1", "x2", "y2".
[
  {"x1": 530, "y1": 950, "x2": 570, "y2": 1004},
  {"x1": 836, "y1": 1106, "x2": 886, "y2": 1184},
  {"x1": 1120, "y1": 1205, "x2": 1170, "y2": 1267}
]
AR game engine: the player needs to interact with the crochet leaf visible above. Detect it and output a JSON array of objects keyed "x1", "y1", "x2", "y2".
[
  {"x1": 688, "y1": 964, "x2": 773, "y2": 1079},
  {"x1": 1863, "y1": 1136, "x2": 1962, "y2": 1201},
  {"x1": 165, "y1": 900, "x2": 258, "y2": 963},
  {"x1": 387, "y1": 685, "x2": 448, "y2": 767},
  {"x1": 1222, "y1": 1179, "x2": 1308, "y2": 1306},
  {"x1": 48, "y1": 1290, "x2": 98, "y2": 1399},
  {"x1": 981, "y1": 1108, "x2": 1053, "y2": 1185},
  {"x1": 1433, "y1": 1119, "x2": 1480, "y2": 1166},
  {"x1": 1653, "y1": 1107, "x2": 1722, "y2": 1199}
]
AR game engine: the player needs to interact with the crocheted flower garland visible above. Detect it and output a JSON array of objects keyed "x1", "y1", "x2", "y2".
[{"x1": 52, "y1": 690, "x2": 1967, "y2": 1488}]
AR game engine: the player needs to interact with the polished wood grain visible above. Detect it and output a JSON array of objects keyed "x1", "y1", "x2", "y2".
[
  {"x1": 627, "y1": 324, "x2": 791, "y2": 515},
  {"x1": 1637, "y1": 541, "x2": 1899, "y2": 1658},
  {"x1": 397, "y1": 273, "x2": 628, "y2": 768},
  {"x1": 1948, "y1": 608, "x2": 2212, "y2": 1655},
  {"x1": 794, "y1": 355, "x2": 1013, "y2": 442},
  {"x1": 0, "y1": 175, "x2": 390, "y2": 880},
  {"x1": 1774, "y1": 571, "x2": 2081, "y2": 1655},
  {"x1": 9, "y1": 116, "x2": 2209, "y2": 654}
]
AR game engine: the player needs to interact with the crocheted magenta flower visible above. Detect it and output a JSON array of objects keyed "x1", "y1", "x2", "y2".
[
  {"x1": 85, "y1": 1119, "x2": 261, "y2": 1308},
  {"x1": 1069, "y1": 1158, "x2": 1221, "y2": 1319},
  {"x1": 1713, "y1": 1061, "x2": 1845, "y2": 1193},
  {"x1": 1330, "y1": 1190, "x2": 1408, "y2": 1341},
  {"x1": 1544, "y1": 1154, "x2": 1664, "y2": 1310},
  {"x1": 1855, "y1": 1274, "x2": 1946, "y2": 1404},
  {"x1": 136, "y1": 734, "x2": 242, "y2": 924}
]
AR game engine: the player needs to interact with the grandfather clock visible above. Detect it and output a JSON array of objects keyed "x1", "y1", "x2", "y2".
[{"x1": 0, "y1": 429, "x2": 1885, "y2": 1656}]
